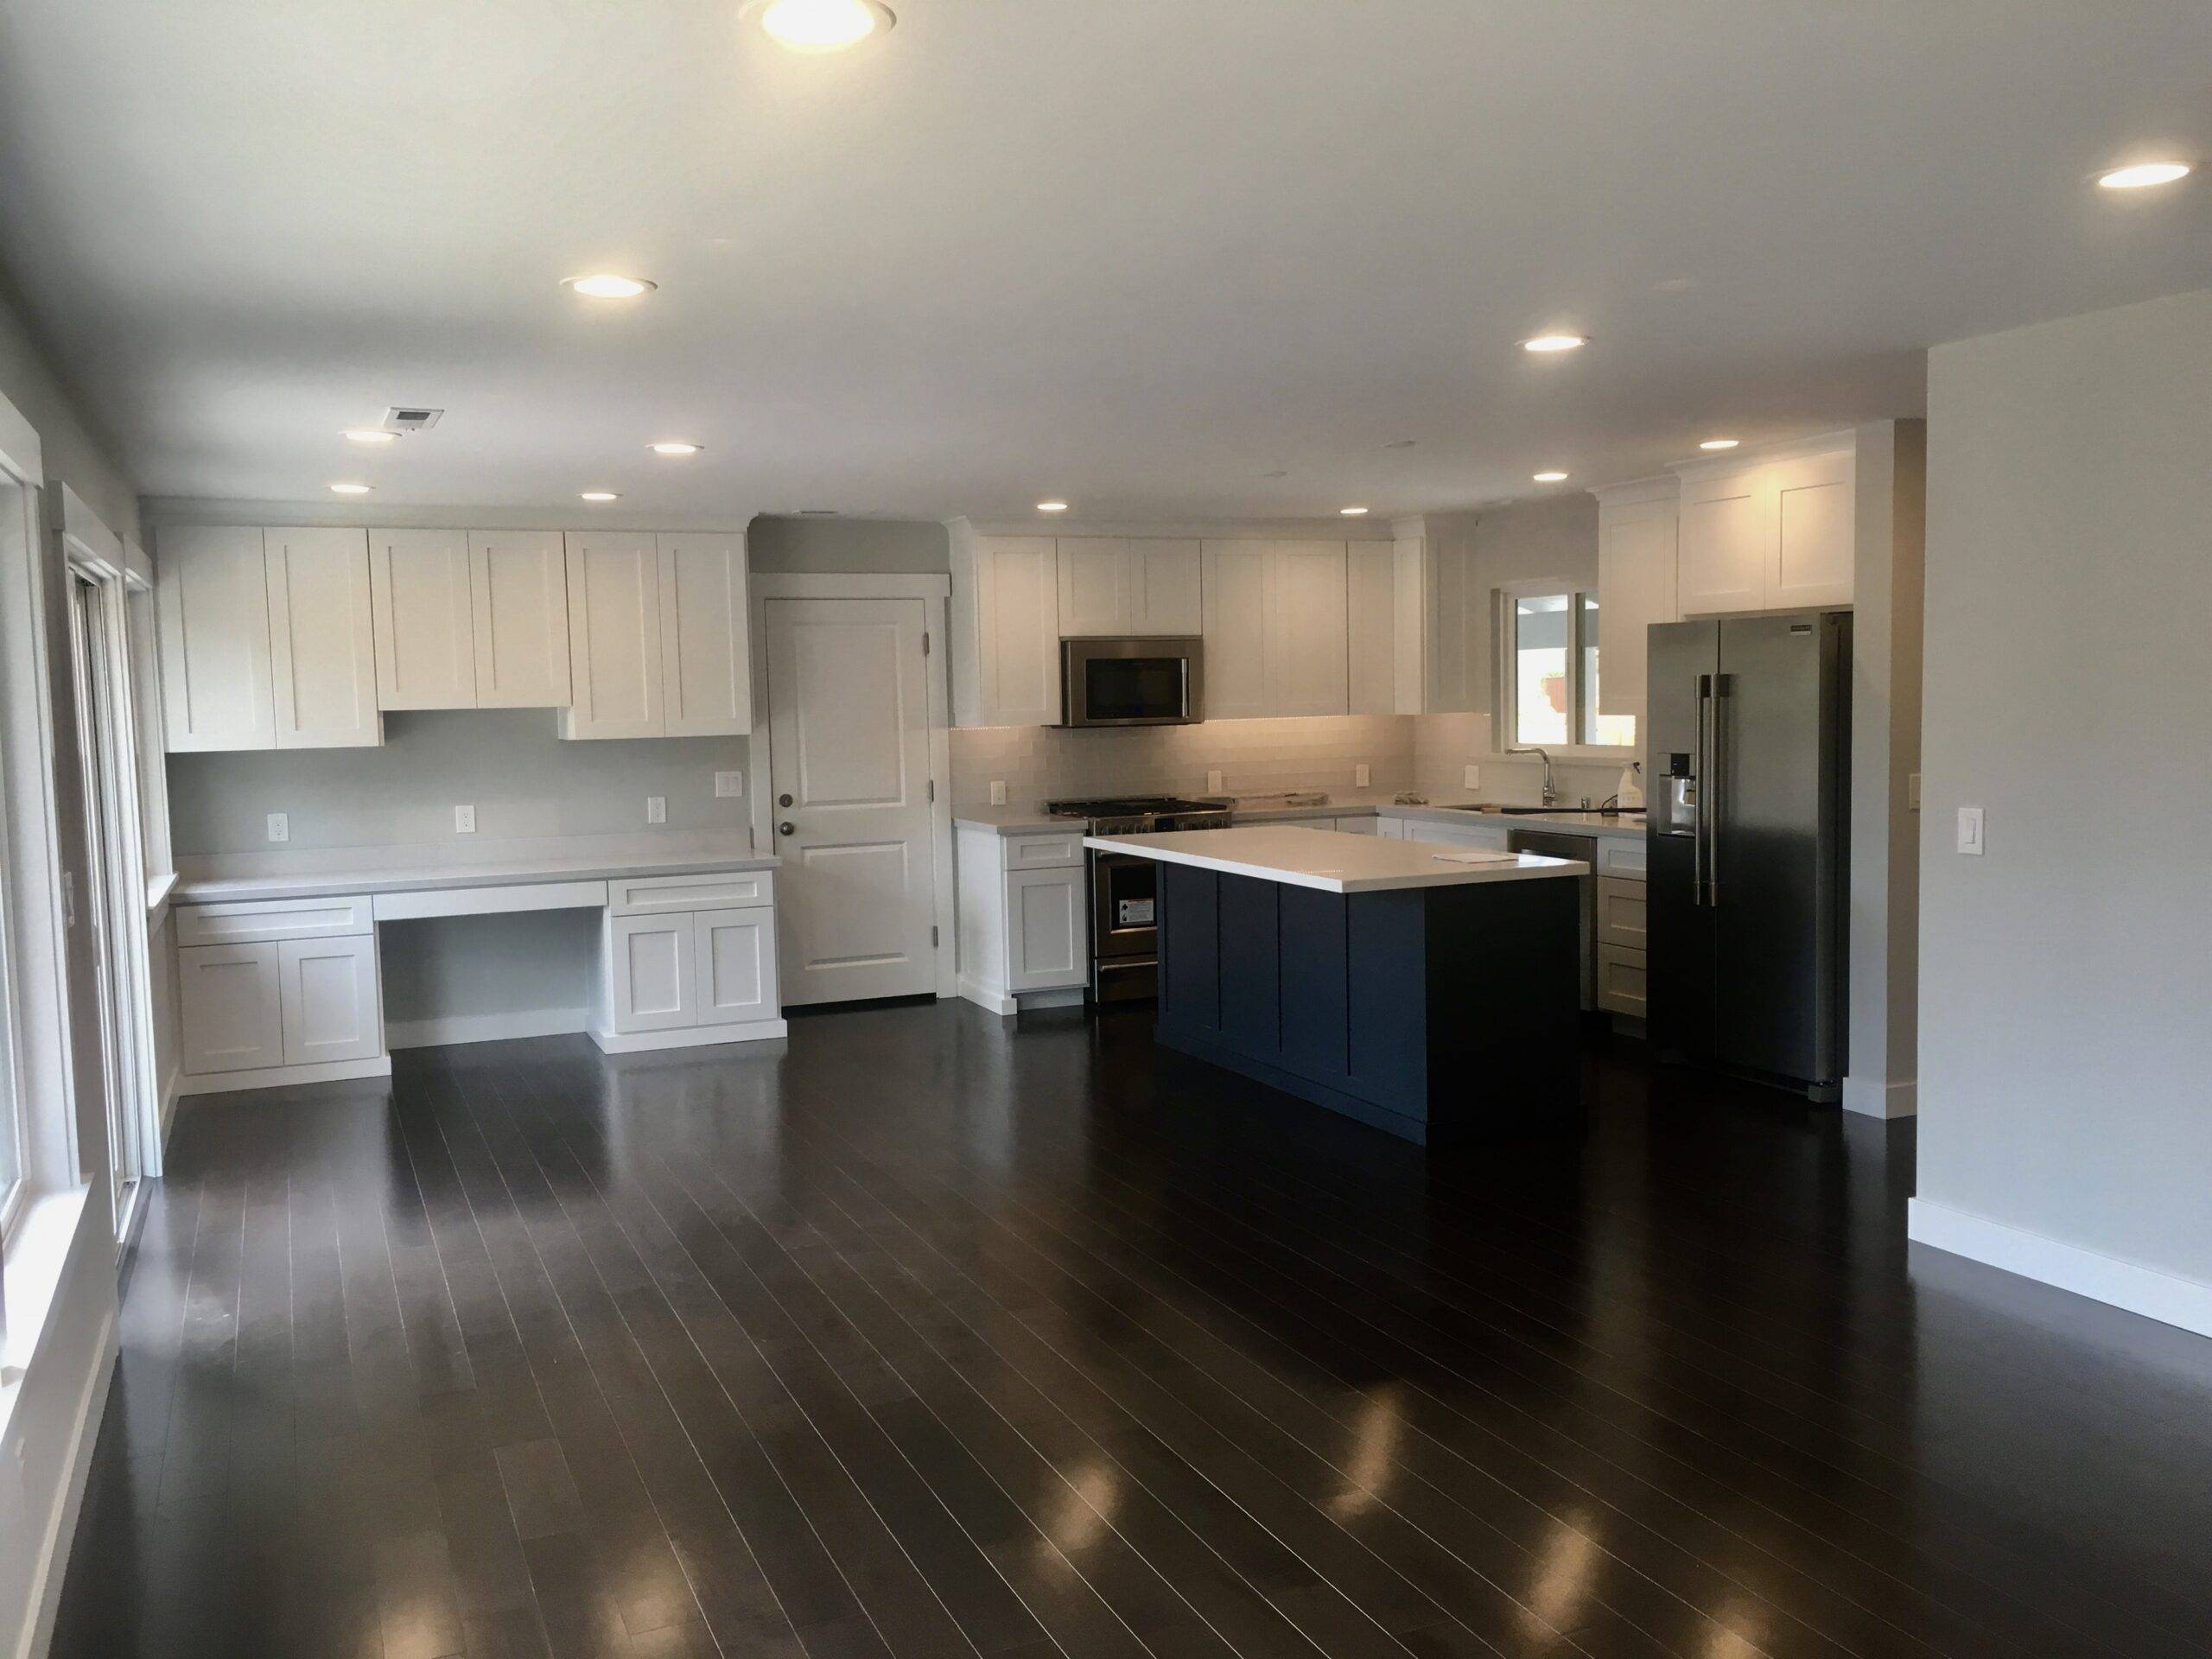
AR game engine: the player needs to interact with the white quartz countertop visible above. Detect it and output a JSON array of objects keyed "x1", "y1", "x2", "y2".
[
  {"x1": 957, "y1": 792, "x2": 1647, "y2": 839},
  {"x1": 1084, "y1": 825, "x2": 1587, "y2": 894},
  {"x1": 172, "y1": 845, "x2": 777, "y2": 906}
]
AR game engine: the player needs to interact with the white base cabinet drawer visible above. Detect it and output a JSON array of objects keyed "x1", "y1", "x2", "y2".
[
  {"x1": 1596, "y1": 876, "x2": 1648, "y2": 950},
  {"x1": 179, "y1": 942, "x2": 286, "y2": 1074},
  {"x1": 609, "y1": 869, "x2": 773, "y2": 915},
  {"x1": 1599, "y1": 838, "x2": 1648, "y2": 876},
  {"x1": 176, "y1": 893, "x2": 373, "y2": 946},
  {"x1": 1404, "y1": 820, "x2": 1510, "y2": 851},
  {"x1": 1331, "y1": 816, "x2": 1381, "y2": 835},
  {"x1": 1004, "y1": 831, "x2": 1085, "y2": 870},
  {"x1": 1597, "y1": 944, "x2": 1648, "y2": 1018},
  {"x1": 277, "y1": 934, "x2": 385, "y2": 1065}
]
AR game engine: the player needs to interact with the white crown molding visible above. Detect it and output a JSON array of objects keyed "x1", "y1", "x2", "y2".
[
  {"x1": 1668, "y1": 428, "x2": 1856, "y2": 479},
  {"x1": 142, "y1": 495, "x2": 762, "y2": 535},
  {"x1": 957, "y1": 516, "x2": 1395, "y2": 542},
  {"x1": 1588, "y1": 474, "x2": 1680, "y2": 507}
]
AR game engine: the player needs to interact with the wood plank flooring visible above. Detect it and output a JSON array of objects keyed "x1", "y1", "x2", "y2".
[{"x1": 49, "y1": 1001, "x2": 2212, "y2": 1659}]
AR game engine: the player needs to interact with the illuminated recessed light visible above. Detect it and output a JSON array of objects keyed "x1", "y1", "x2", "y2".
[
  {"x1": 329, "y1": 482, "x2": 372, "y2": 494},
  {"x1": 649, "y1": 442, "x2": 702, "y2": 456},
  {"x1": 562, "y1": 274, "x2": 656, "y2": 299},
  {"x1": 1532, "y1": 471, "x2": 1569, "y2": 483},
  {"x1": 1521, "y1": 334, "x2": 1587, "y2": 353},
  {"x1": 1699, "y1": 438, "x2": 1740, "y2": 451},
  {"x1": 1036, "y1": 500, "x2": 1070, "y2": 513},
  {"x1": 579, "y1": 491, "x2": 620, "y2": 502},
  {"x1": 342, "y1": 429, "x2": 397, "y2": 445},
  {"x1": 1339, "y1": 506, "x2": 1370, "y2": 517},
  {"x1": 748, "y1": 0, "x2": 894, "y2": 53},
  {"x1": 2096, "y1": 161, "x2": 2191, "y2": 190}
]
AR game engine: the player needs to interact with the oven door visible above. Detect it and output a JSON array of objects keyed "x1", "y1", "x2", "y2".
[
  {"x1": 1090, "y1": 849, "x2": 1160, "y2": 1001},
  {"x1": 1061, "y1": 637, "x2": 1203, "y2": 727}
]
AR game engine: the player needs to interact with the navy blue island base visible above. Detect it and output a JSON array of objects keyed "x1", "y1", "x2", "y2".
[{"x1": 1152, "y1": 861, "x2": 1582, "y2": 1144}]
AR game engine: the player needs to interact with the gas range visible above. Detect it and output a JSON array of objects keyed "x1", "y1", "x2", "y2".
[{"x1": 1043, "y1": 795, "x2": 1233, "y2": 836}]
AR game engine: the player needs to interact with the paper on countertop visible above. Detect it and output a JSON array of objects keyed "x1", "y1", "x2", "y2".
[{"x1": 1427, "y1": 849, "x2": 1523, "y2": 865}]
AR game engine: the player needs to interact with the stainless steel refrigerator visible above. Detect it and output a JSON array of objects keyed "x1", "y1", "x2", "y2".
[{"x1": 1646, "y1": 612, "x2": 1850, "y2": 1099}]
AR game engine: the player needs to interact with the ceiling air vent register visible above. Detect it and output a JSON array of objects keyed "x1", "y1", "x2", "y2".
[{"x1": 382, "y1": 406, "x2": 444, "y2": 433}]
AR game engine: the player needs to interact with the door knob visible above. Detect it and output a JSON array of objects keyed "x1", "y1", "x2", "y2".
[
  {"x1": 778, "y1": 821, "x2": 796, "y2": 836},
  {"x1": 778, "y1": 793, "x2": 793, "y2": 808}
]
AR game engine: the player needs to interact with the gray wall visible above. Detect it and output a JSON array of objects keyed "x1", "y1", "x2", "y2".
[
  {"x1": 1918, "y1": 289, "x2": 2212, "y2": 1287},
  {"x1": 168, "y1": 709, "x2": 748, "y2": 854},
  {"x1": 747, "y1": 514, "x2": 949, "y2": 575}
]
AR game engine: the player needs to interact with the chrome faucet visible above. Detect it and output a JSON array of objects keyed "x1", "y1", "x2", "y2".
[{"x1": 1508, "y1": 746, "x2": 1557, "y2": 806}]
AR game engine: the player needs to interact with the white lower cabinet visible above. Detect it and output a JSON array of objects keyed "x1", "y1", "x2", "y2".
[
  {"x1": 1004, "y1": 866, "x2": 1085, "y2": 992},
  {"x1": 608, "y1": 912, "x2": 698, "y2": 1033},
  {"x1": 695, "y1": 906, "x2": 780, "y2": 1024},
  {"x1": 1373, "y1": 815, "x2": 1406, "y2": 840},
  {"x1": 1402, "y1": 817, "x2": 1511, "y2": 851},
  {"x1": 178, "y1": 941, "x2": 286, "y2": 1074},
  {"x1": 598, "y1": 876, "x2": 784, "y2": 1046},
  {"x1": 1331, "y1": 815, "x2": 1380, "y2": 835},
  {"x1": 277, "y1": 934, "x2": 385, "y2": 1064},
  {"x1": 179, "y1": 911, "x2": 386, "y2": 1084},
  {"x1": 957, "y1": 827, "x2": 1090, "y2": 1013}
]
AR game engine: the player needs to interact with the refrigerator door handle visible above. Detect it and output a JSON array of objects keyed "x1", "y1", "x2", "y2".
[
  {"x1": 1693, "y1": 673, "x2": 1713, "y2": 906},
  {"x1": 1709, "y1": 673, "x2": 1730, "y2": 906}
]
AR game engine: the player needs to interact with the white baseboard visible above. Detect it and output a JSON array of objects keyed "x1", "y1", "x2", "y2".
[
  {"x1": 958, "y1": 977, "x2": 1018, "y2": 1016},
  {"x1": 1841, "y1": 1076, "x2": 1917, "y2": 1118},
  {"x1": 158, "y1": 1065, "x2": 181, "y2": 1150},
  {"x1": 175, "y1": 1054, "x2": 392, "y2": 1097},
  {"x1": 1018, "y1": 987, "x2": 1086, "y2": 1011},
  {"x1": 1908, "y1": 1198, "x2": 2212, "y2": 1340},
  {"x1": 957, "y1": 977, "x2": 1087, "y2": 1017},
  {"x1": 385, "y1": 1007, "x2": 587, "y2": 1051},
  {"x1": 588, "y1": 1020, "x2": 788, "y2": 1054},
  {"x1": 18, "y1": 1306, "x2": 118, "y2": 1659}
]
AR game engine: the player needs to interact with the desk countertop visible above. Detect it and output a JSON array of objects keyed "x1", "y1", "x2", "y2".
[{"x1": 172, "y1": 844, "x2": 777, "y2": 906}]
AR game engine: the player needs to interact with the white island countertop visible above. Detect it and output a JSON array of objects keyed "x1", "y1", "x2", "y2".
[{"x1": 1085, "y1": 825, "x2": 1587, "y2": 894}]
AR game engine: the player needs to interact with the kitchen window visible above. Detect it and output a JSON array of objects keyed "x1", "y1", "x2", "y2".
[{"x1": 1497, "y1": 584, "x2": 1637, "y2": 751}]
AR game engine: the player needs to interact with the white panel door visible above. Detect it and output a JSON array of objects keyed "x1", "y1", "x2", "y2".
[
  {"x1": 1345, "y1": 542, "x2": 1396, "y2": 715},
  {"x1": 610, "y1": 912, "x2": 697, "y2": 1033},
  {"x1": 1200, "y1": 542, "x2": 1270, "y2": 719},
  {"x1": 563, "y1": 531, "x2": 666, "y2": 739},
  {"x1": 657, "y1": 532, "x2": 752, "y2": 737},
  {"x1": 156, "y1": 525, "x2": 276, "y2": 751},
  {"x1": 1003, "y1": 867, "x2": 1085, "y2": 992},
  {"x1": 277, "y1": 933, "x2": 384, "y2": 1065},
  {"x1": 1266, "y1": 541, "x2": 1351, "y2": 715},
  {"x1": 1677, "y1": 470, "x2": 1769, "y2": 614},
  {"x1": 1596, "y1": 493, "x2": 1679, "y2": 723},
  {"x1": 763, "y1": 596, "x2": 941, "y2": 1003},
  {"x1": 1771, "y1": 449, "x2": 1856, "y2": 608},
  {"x1": 369, "y1": 528, "x2": 477, "y2": 709},
  {"x1": 1055, "y1": 538, "x2": 1128, "y2": 636},
  {"x1": 976, "y1": 537, "x2": 1060, "y2": 725},
  {"x1": 177, "y1": 940, "x2": 283, "y2": 1073},
  {"x1": 468, "y1": 531, "x2": 572, "y2": 708},
  {"x1": 1128, "y1": 539, "x2": 1202, "y2": 634},
  {"x1": 264, "y1": 526, "x2": 381, "y2": 748},
  {"x1": 694, "y1": 906, "x2": 781, "y2": 1026}
]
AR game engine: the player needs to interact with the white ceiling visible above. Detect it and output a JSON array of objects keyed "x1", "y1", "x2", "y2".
[{"x1": 0, "y1": 1, "x2": 2206, "y2": 522}]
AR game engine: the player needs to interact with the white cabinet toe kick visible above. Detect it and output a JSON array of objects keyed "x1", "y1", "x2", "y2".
[{"x1": 173, "y1": 861, "x2": 785, "y2": 1095}]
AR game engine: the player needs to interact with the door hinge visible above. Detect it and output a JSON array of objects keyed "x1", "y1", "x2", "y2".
[
  {"x1": 926, "y1": 779, "x2": 936, "y2": 803},
  {"x1": 931, "y1": 925, "x2": 940, "y2": 948},
  {"x1": 922, "y1": 631, "x2": 931, "y2": 656}
]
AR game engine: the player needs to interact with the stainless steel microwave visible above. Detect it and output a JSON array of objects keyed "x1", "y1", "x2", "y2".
[{"x1": 1058, "y1": 637, "x2": 1204, "y2": 727}]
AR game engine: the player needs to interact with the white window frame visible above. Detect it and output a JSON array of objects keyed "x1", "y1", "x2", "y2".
[{"x1": 1493, "y1": 577, "x2": 1635, "y2": 760}]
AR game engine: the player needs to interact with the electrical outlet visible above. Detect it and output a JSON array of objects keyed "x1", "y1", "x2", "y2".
[
  {"x1": 1355, "y1": 762, "x2": 1371, "y2": 788},
  {"x1": 1206, "y1": 769, "x2": 1224, "y2": 794},
  {"x1": 646, "y1": 795, "x2": 666, "y2": 825},
  {"x1": 1464, "y1": 764, "x2": 1481, "y2": 789},
  {"x1": 1908, "y1": 772, "x2": 1922, "y2": 811},
  {"x1": 266, "y1": 812, "x2": 289, "y2": 843},
  {"x1": 454, "y1": 804, "x2": 475, "y2": 834},
  {"x1": 988, "y1": 780, "x2": 1007, "y2": 807},
  {"x1": 714, "y1": 770, "x2": 743, "y2": 798},
  {"x1": 1956, "y1": 805, "x2": 1984, "y2": 855}
]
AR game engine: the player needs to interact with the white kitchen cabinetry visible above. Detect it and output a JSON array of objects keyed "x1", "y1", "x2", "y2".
[
  {"x1": 1675, "y1": 436, "x2": 1855, "y2": 615},
  {"x1": 177, "y1": 942, "x2": 285, "y2": 1074},
  {"x1": 563, "y1": 532, "x2": 666, "y2": 740},
  {"x1": 1593, "y1": 479, "x2": 1680, "y2": 728},
  {"x1": 468, "y1": 531, "x2": 573, "y2": 708},
  {"x1": 606, "y1": 912, "x2": 696, "y2": 1032},
  {"x1": 952, "y1": 532, "x2": 1061, "y2": 727},
  {"x1": 175, "y1": 893, "x2": 387, "y2": 1087},
  {"x1": 1401, "y1": 817, "x2": 1511, "y2": 851},
  {"x1": 156, "y1": 525, "x2": 277, "y2": 751},
  {"x1": 1331, "y1": 815, "x2": 1381, "y2": 835},
  {"x1": 1595, "y1": 839, "x2": 1649, "y2": 1020},
  {"x1": 695, "y1": 906, "x2": 779, "y2": 1024},
  {"x1": 657, "y1": 532, "x2": 752, "y2": 736},
  {"x1": 1346, "y1": 543, "x2": 1397, "y2": 715},
  {"x1": 596, "y1": 872, "x2": 784, "y2": 1047},
  {"x1": 956, "y1": 827, "x2": 1090, "y2": 1013},
  {"x1": 264, "y1": 528, "x2": 383, "y2": 748},
  {"x1": 1201, "y1": 540, "x2": 1349, "y2": 720},
  {"x1": 1056, "y1": 538, "x2": 1203, "y2": 637},
  {"x1": 1199, "y1": 542, "x2": 1271, "y2": 719},
  {"x1": 370, "y1": 529, "x2": 478, "y2": 709},
  {"x1": 276, "y1": 934, "x2": 385, "y2": 1064}
]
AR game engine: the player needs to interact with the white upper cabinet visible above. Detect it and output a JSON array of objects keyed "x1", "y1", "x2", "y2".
[
  {"x1": 1054, "y1": 537, "x2": 1203, "y2": 638},
  {"x1": 954, "y1": 533, "x2": 1061, "y2": 727},
  {"x1": 656, "y1": 531, "x2": 751, "y2": 737},
  {"x1": 1056, "y1": 537, "x2": 1128, "y2": 635},
  {"x1": 1675, "y1": 436, "x2": 1855, "y2": 615},
  {"x1": 1346, "y1": 542, "x2": 1397, "y2": 715},
  {"x1": 563, "y1": 531, "x2": 665, "y2": 740},
  {"x1": 468, "y1": 531, "x2": 571, "y2": 708},
  {"x1": 1127, "y1": 539, "x2": 1202, "y2": 634},
  {"x1": 1593, "y1": 480, "x2": 1681, "y2": 726},
  {"x1": 1264, "y1": 541, "x2": 1351, "y2": 716},
  {"x1": 368, "y1": 528, "x2": 476, "y2": 709},
  {"x1": 157, "y1": 525, "x2": 276, "y2": 752},
  {"x1": 264, "y1": 527, "x2": 382, "y2": 748},
  {"x1": 1200, "y1": 541, "x2": 1272, "y2": 719}
]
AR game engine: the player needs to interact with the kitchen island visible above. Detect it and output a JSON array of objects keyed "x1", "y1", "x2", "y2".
[{"x1": 1084, "y1": 825, "x2": 1587, "y2": 1145}]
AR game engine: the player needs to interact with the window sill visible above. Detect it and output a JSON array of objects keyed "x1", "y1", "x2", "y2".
[
  {"x1": 146, "y1": 868, "x2": 177, "y2": 921},
  {"x1": 1, "y1": 1184, "x2": 94, "y2": 1442},
  {"x1": 1487, "y1": 748, "x2": 1641, "y2": 765}
]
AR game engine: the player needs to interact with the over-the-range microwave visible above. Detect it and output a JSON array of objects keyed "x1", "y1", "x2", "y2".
[{"x1": 1058, "y1": 636, "x2": 1204, "y2": 728}]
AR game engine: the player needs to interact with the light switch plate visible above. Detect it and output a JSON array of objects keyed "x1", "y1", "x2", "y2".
[
  {"x1": 989, "y1": 780, "x2": 1007, "y2": 806},
  {"x1": 646, "y1": 795, "x2": 666, "y2": 825},
  {"x1": 1956, "y1": 805, "x2": 1984, "y2": 855},
  {"x1": 1206, "y1": 769, "x2": 1224, "y2": 793},
  {"x1": 1355, "y1": 762, "x2": 1371, "y2": 788},
  {"x1": 266, "y1": 812, "x2": 289, "y2": 843},
  {"x1": 1464, "y1": 764, "x2": 1481, "y2": 789},
  {"x1": 454, "y1": 804, "x2": 474, "y2": 835},
  {"x1": 714, "y1": 771, "x2": 743, "y2": 798}
]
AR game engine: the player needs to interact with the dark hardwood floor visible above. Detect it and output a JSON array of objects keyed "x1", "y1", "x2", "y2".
[{"x1": 49, "y1": 1001, "x2": 2212, "y2": 1659}]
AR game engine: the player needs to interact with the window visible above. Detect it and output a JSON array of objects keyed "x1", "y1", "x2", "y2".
[{"x1": 1498, "y1": 585, "x2": 1636, "y2": 750}]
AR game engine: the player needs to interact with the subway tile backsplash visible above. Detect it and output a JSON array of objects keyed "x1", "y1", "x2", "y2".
[{"x1": 950, "y1": 715, "x2": 1416, "y2": 808}]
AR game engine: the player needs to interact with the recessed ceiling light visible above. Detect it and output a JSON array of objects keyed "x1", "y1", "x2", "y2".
[
  {"x1": 1521, "y1": 334, "x2": 1587, "y2": 353},
  {"x1": 579, "y1": 491, "x2": 620, "y2": 502},
  {"x1": 562, "y1": 274, "x2": 656, "y2": 299},
  {"x1": 1532, "y1": 471, "x2": 1569, "y2": 483},
  {"x1": 342, "y1": 429, "x2": 396, "y2": 445},
  {"x1": 650, "y1": 442, "x2": 702, "y2": 455},
  {"x1": 748, "y1": 0, "x2": 894, "y2": 53},
  {"x1": 1699, "y1": 438, "x2": 1740, "y2": 451},
  {"x1": 1036, "y1": 500, "x2": 1070, "y2": 513},
  {"x1": 2096, "y1": 161, "x2": 2191, "y2": 190},
  {"x1": 329, "y1": 482, "x2": 372, "y2": 494},
  {"x1": 1339, "y1": 506, "x2": 1370, "y2": 517}
]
